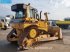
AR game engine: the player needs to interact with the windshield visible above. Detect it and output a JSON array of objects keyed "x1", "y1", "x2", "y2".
[{"x1": 15, "y1": 11, "x2": 25, "y2": 18}]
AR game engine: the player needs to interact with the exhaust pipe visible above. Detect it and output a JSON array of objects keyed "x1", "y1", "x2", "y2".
[
  {"x1": 44, "y1": 12, "x2": 48, "y2": 21},
  {"x1": 40, "y1": 11, "x2": 42, "y2": 20}
]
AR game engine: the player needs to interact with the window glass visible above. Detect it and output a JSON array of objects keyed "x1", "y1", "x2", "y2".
[
  {"x1": 30, "y1": 9, "x2": 34, "y2": 17},
  {"x1": 15, "y1": 10, "x2": 26, "y2": 18}
]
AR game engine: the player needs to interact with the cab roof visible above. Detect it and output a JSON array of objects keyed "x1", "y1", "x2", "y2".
[{"x1": 11, "y1": 4, "x2": 37, "y2": 12}]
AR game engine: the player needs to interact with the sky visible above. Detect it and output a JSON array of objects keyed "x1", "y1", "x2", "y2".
[{"x1": 0, "y1": 0, "x2": 70, "y2": 20}]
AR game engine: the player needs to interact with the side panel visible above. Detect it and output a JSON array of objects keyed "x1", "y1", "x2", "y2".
[{"x1": 37, "y1": 21, "x2": 49, "y2": 31}]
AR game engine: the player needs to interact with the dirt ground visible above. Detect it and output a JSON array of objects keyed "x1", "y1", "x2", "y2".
[{"x1": 0, "y1": 29, "x2": 70, "y2": 52}]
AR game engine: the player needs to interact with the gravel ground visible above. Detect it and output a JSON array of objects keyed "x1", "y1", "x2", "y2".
[{"x1": 0, "y1": 29, "x2": 70, "y2": 52}]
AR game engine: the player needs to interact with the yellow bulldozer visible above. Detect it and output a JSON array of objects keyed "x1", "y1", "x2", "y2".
[
  {"x1": 7, "y1": 3, "x2": 63, "y2": 50},
  {"x1": 0, "y1": 19, "x2": 7, "y2": 30}
]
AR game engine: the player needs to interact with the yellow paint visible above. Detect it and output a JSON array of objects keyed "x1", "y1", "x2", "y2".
[
  {"x1": 23, "y1": 23, "x2": 31, "y2": 28},
  {"x1": 1, "y1": 22, "x2": 4, "y2": 28},
  {"x1": 37, "y1": 21, "x2": 48, "y2": 31},
  {"x1": 29, "y1": 29, "x2": 37, "y2": 38}
]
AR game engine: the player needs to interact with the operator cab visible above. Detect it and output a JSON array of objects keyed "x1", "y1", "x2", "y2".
[{"x1": 11, "y1": 4, "x2": 39, "y2": 19}]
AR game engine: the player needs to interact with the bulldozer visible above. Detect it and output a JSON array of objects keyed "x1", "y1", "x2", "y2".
[
  {"x1": 7, "y1": 3, "x2": 63, "y2": 50},
  {"x1": 0, "y1": 19, "x2": 7, "y2": 30}
]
